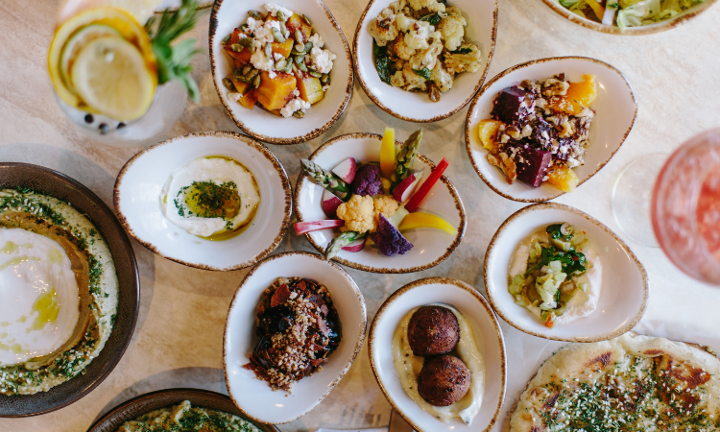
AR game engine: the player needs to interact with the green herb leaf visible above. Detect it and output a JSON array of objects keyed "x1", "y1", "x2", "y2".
[
  {"x1": 419, "y1": 13, "x2": 442, "y2": 25},
  {"x1": 453, "y1": 47, "x2": 472, "y2": 54},
  {"x1": 412, "y1": 67, "x2": 432, "y2": 80},
  {"x1": 373, "y1": 40, "x2": 391, "y2": 84}
]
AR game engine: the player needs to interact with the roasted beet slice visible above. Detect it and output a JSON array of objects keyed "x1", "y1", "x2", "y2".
[
  {"x1": 492, "y1": 86, "x2": 535, "y2": 124},
  {"x1": 259, "y1": 305, "x2": 294, "y2": 335},
  {"x1": 516, "y1": 146, "x2": 552, "y2": 187}
]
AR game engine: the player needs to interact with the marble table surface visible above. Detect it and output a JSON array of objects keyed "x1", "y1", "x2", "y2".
[{"x1": 2, "y1": 0, "x2": 720, "y2": 430}]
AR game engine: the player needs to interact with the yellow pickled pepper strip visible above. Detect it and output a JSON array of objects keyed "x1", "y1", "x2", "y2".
[
  {"x1": 380, "y1": 127, "x2": 396, "y2": 179},
  {"x1": 398, "y1": 212, "x2": 458, "y2": 235},
  {"x1": 584, "y1": 0, "x2": 605, "y2": 20}
]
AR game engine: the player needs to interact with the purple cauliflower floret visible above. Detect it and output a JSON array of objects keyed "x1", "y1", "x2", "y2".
[
  {"x1": 351, "y1": 164, "x2": 382, "y2": 197},
  {"x1": 370, "y1": 214, "x2": 414, "y2": 256}
]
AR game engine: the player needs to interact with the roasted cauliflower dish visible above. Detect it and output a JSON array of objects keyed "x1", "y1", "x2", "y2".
[{"x1": 369, "y1": 0, "x2": 482, "y2": 102}]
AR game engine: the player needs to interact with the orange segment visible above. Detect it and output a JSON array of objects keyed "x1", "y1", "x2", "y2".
[
  {"x1": 547, "y1": 166, "x2": 579, "y2": 192},
  {"x1": 547, "y1": 74, "x2": 597, "y2": 116}
]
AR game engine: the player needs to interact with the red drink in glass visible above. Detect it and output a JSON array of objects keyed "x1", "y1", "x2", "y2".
[{"x1": 652, "y1": 129, "x2": 720, "y2": 285}]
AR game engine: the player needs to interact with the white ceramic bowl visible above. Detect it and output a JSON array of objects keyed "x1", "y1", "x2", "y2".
[
  {"x1": 538, "y1": 0, "x2": 719, "y2": 35},
  {"x1": 154, "y1": 0, "x2": 212, "y2": 12},
  {"x1": 209, "y1": 0, "x2": 353, "y2": 144},
  {"x1": 114, "y1": 132, "x2": 292, "y2": 271},
  {"x1": 369, "y1": 277, "x2": 506, "y2": 432},
  {"x1": 484, "y1": 202, "x2": 649, "y2": 342},
  {"x1": 353, "y1": 0, "x2": 497, "y2": 122},
  {"x1": 465, "y1": 56, "x2": 637, "y2": 202},
  {"x1": 223, "y1": 252, "x2": 366, "y2": 424},
  {"x1": 294, "y1": 132, "x2": 467, "y2": 273}
]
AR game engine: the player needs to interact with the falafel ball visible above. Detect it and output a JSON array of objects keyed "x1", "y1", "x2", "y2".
[
  {"x1": 417, "y1": 355, "x2": 471, "y2": 406},
  {"x1": 407, "y1": 306, "x2": 460, "y2": 357}
]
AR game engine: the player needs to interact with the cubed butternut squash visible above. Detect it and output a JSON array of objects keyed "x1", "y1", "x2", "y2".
[
  {"x1": 295, "y1": 72, "x2": 324, "y2": 105},
  {"x1": 256, "y1": 71, "x2": 297, "y2": 111},
  {"x1": 229, "y1": 28, "x2": 244, "y2": 45},
  {"x1": 230, "y1": 78, "x2": 249, "y2": 95},
  {"x1": 224, "y1": 44, "x2": 252, "y2": 65},
  {"x1": 547, "y1": 75, "x2": 597, "y2": 116},
  {"x1": 476, "y1": 119, "x2": 504, "y2": 153},
  {"x1": 239, "y1": 89, "x2": 258, "y2": 110},
  {"x1": 271, "y1": 38, "x2": 294, "y2": 58},
  {"x1": 286, "y1": 13, "x2": 312, "y2": 42},
  {"x1": 547, "y1": 166, "x2": 579, "y2": 192}
]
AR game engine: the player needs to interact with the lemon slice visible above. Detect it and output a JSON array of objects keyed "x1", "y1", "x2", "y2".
[
  {"x1": 59, "y1": 24, "x2": 121, "y2": 92},
  {"x1": 71, "y1": 36, "x2": 155, "y2": 120}
]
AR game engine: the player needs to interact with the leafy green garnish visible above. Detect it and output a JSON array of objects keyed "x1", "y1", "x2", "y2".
[
  {"x1": 525, "y1": 247, "x2": 586, "y2": 277},
  {"x1": 546, "y1": 223, "x2": 573, "y2": 241},
  {"x1": 419, "y1": 13, "x2": 442, "y2": 25},
  {"x1": 373, "y1": 40, "x2": 391, "y2": 84},
  {"x1": 453, "y1": 47, "x2": 473, "y2": 54},
  {"x1": 145, "y1": 0, "x2": 208, "y2": 102},
  {"x1": 412, "y1": 67, "x2": 432, "y2": 80}
]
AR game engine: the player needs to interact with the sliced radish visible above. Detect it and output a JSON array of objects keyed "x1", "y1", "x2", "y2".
[
  {"x1": 341, "y1": 236, "x2": 367, "y2": 252},
  {"x1": 393, "y1": 170, "x2": 424, "y2": 203},
  {"x1": 331, "y1": 158, "x2": 357, "y2": 184},
  {"x1": 294, "y1": 219, "x2": 345, "y2": 235},
  {"x1": 322, "y1": 189, "x2": 343, "y2": 218}
]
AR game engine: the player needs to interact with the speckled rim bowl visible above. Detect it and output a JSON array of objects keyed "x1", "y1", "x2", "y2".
[
  {"x1": 87, "y1": 388, "x2": 279, "y2": 432},
  {"x1": 368, "y1": 277, "x2": 506, "y2": 432},
  {"x1": 0, "y1": 162, "x2": 139, "y2": 417},
  {"x1": 294, "y1": 132, "x2": 467, "y2": 274},
  {"x1": 209, "y1": 0, "x2": 353, "y2": 145},
  {"x1": 538, "y1": 0, "x2": 719, "y2": 35},
  {"x1": 154, "y1": 0, "x2": 213, "y2": 13},
  {"x1": 223, "y1": 251, "x2": 366, "y2": 424},
  {"x1": 113, "y1": 132, "x2": 292, "y2": 271},
  {"x1": 484, "y1": 202, "x2": 649, "y2": 343},
  {"x1": 353, "y1": 0, "x2": 497, "y2": 122},
  {"x1": 465, "y1": 56, "x2": 637, "y2": 203}
]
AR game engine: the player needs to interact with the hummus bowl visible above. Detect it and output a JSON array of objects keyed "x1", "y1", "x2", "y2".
[
  {"x1": 114, "y1": 132, "x2": 292, "y2": 271},
  {"x1": 88, "y1": 388, "x2": 278, "y2": 432},
  {"x1": 0, "y1": 162, "x2": 138, "y2": 417},
  {"x1": 484, "y1": 202, "x2": 648, "y2": 342},
  {"x1": 369, "y1": 277, "x2": 506, "y2": 432},
  {"x1": 224, "y1": 252, "x2": 366, "y2": 424}
]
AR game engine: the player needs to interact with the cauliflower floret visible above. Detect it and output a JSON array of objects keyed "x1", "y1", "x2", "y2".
[
  {"x1": 408, "y1": 36, "x2": 443, "y2": 70},
  {"x1": 408, "y1": 0, "x2": 439, "y2": 10},
  {"x1": 425, "y1": 2, "x2": 446, "y2": 13},
  {"x1": 336, "y1": 195, "x2": 375, "y2": 234},
  {"x1": 369, "y1": 9, "x2": 399, "y2": 47},
  {"x1": 390, "y1": 71, "x2": 405, "y2": 88},
  {"x1": 351, "y1": 164, "x2": 383, "y2": 196},
  {"x1": 389, "y1": 35, "x2": 416, "y2": 60},
  {"x1": 445, "y1": 5, "x2": 467, "y2": 23},
  {"x1": 443, "y1": 43, "x2": 482, "y2": 75},
  {"x1": 404, "y1": 20, "x2": 433, "y2": 50},
  {"x1": 401, "y1": 62, "x2": 427, "y2": 91},
  {"x1": 395, "y1": 13, "x2": 415, "y2": 32},
  {"x1": 438, "y1": 15, "x2": 465, "y2": 51},
  {"x1": 388, "y1": 0, "x2": 407, "y2": 14},
  {"x1": 374, "y1": 195, "x2": 399, "y2": 226},
  {"x1": 431, "y1": 62, "x2": 453, "y2": 92}
]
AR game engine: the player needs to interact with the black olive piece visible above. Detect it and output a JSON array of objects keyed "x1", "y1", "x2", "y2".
[
  {"x1": 98, "y1": 123, "x2": 109, "y2": 134},
  {"x1": 117, "y1": 122, "x2": 126, "y2": 129},
  {"x1": 84, "y1": 114, "x2": 93, "y2": 123}
]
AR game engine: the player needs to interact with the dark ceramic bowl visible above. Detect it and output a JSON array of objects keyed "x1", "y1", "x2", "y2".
[
  {"x1": 0, "y1": 162, "x2": 139, "y2": 417},
  {"x1": 87, "y1": 388, "x2": 279, "y2": 432}
]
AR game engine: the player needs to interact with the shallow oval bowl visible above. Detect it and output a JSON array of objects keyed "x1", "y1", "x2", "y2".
[
  {"x1": 209, "y1": 0, "x2": 353, "y2": 144},
  {"x1": 369, "y1": 277, "x2": 506, "y2": 432},
  {"x1": 465, "y1": 56, "x2": 637, "y2": 202},
  {"x1": 484, "y1": 202, "x2": 649, "y2": 342},
  {"x1": 538, "y1": 0, "x2": 719, "y2": 35},
  {"x1": 224, "y1": 252, "x2": 366, "y2": 424},
  {"x1": 294, "y1": 132, "x2": 467, "y2": 273},
  {"x1": 353, "y1": 0, "x2": 497, "y2": 122},
  {"x1": 114, "y1": 132, "x2": 292, "y2": 271}
]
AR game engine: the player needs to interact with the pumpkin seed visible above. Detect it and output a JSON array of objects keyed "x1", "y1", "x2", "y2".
[
  {"x1": 239, "y1": 38, "x2": 254, "y2": 48},
  {"x1": 277, "y1": 11, "x2": 285, "y2": 21},
  {"x1": 248, "y1": 10, "x2": 263, "y2": 19},
  {"x1": 253, "y1": 74, "x2": 262, "y2": 88},
  {"x1": 264, "y1": 43, "x2": 273, "y2": 57},
  {"x1": 222, "y1": 78, "x2": 234, "y2": 90},
  {"x1": 272, "y1": 28, "x2": 285, "y2": 43},
  {"x1": 221, "y1": 35, "x2": 230, "y2": 45},
  {"x1": 295, "y1": 29, "x2": 304, "y2": 44},
  {"x1": 232, "y1": 69, "x2": 245, "y2": 81},
  {"x1": 293, "y1": 110, "x2": 306, "y2": 118},
  {"x1": 230, "y1": 43, "x2": 244, "y2": 53},
  {"x1": 304, "y1": 42, "x2": 313, "y2": 52},
  {"x1": 283, "y1": 61, "x2": 293, "y2": 73},
  {"x1": 242, "y1": 65, "x2": 252, "y2": 75},
  {"x1": 302, "y1": 14, "x2": 312, "y2": 25},
  {"x1": 240, "y1": 24, "x2": 248, "y2": 32},
  {"x1": 246, "y1": 69, "x2": 259, "y2": 80},
  {"x1": 320, "y1": 74, "x2": 328, "y2": 84},
  {"x1": 275, "y1": 59, "x2": 287, "y2": 70},
  {"x1": 298, "y1": 61, "x2": 308, "y2": 72},
  {"x1": 309, "y1": 71, "x2": 322, "y2": 78},
  {"x1": 279, "y1": 20, "x2": 288, "y2": 36},
  {"x1": 294, "y1": 54, "x2": 305, "y2": 64}
]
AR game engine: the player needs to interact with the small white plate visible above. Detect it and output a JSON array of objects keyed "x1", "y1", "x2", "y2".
[
  {"x1": 484, "y1": 202, "x2": 649, "y2": 342},
  {"x1": 369, "y1": 277, "x2": 506, "y2": 432},
  {"x1": 209, "y1": 0, "x2": 353, "y2": 144},
  {"x1": 223, "y1": 252, "x2": 366, "y2": 424},
  {"x1": 353, "y1": 0, "x2": 497, "y2": 122},
  {"x1": 465, "y1": 56, "x2": 637, "y2": 202},
  {"x1": 114, "y1": 132, "x2": 292, "y2": 271},
  {"x1": 294, "y1": 132, "x2": 467, "y2": 274}
]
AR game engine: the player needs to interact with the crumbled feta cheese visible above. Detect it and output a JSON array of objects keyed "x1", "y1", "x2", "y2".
[
  {"x1": 227, "y1": 92, "x2": 242, "y2": 102},
  {"x1": 309, "y1": 46, "x2": 337, "y2": 74},
  {"x1": 251, "y1": 49, "x2": 274, "y2": 71},
  {"x1": 268, "y1": 70, "x2": 277, "y2": 79},
  {"x1": 293, "y1": 88, "x2": 300, "y2": 96},
  {"x1": 308, "y1": 33, "x2": 324, "y2": 49},
  {"x1": 254, "y1": 20, "x2": 281, "y2": 45},
  {"x1": 322, "y1": 84, "x2": 330, "y2": 92},
  {"x1": 273, "y1": 52, "x2": 284, "y2": 61},
  {"x1": 246, "y1": 17, "x2": 261, "y2": 32},
  {"x1": 264, "y1": 3, "x2": 293, "y2": 21},
  {"x1": 280, "y1": 98, "x2": 311, "y2": 118}
]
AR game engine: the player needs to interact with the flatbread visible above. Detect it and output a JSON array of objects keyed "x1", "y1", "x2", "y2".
[{"x1": 510, "y1": 333, "x2": 720, "y2": 431}]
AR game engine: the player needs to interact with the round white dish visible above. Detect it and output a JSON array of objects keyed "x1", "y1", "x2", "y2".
[
  {"x1": 484, "y1": 202, "x2": 648, "y2": 342},
  {"x1": 537, "y1": 0, "x2": 719, "y2": 35},
  {"x1": 223, "y1": 252, "x2": 366, "y2": 424},
  {"x1": 294, "y1": 132, "x2": 467, "y2": 274},
  {"x1": 353, "y1": 0, "x2": 497, "y2": 122},
  {"x1": 368, "y1": 277, "x2": 506, "y2": 432},
  {"x1": 113, "y1": 132, "x2": 292, "y2": 271},
  {"x1": 465, "y1": 56, "x2": 637, "y2": 202},
  {"x1": 209, "y1": 0, "x2": 353, "y2": 144}
]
